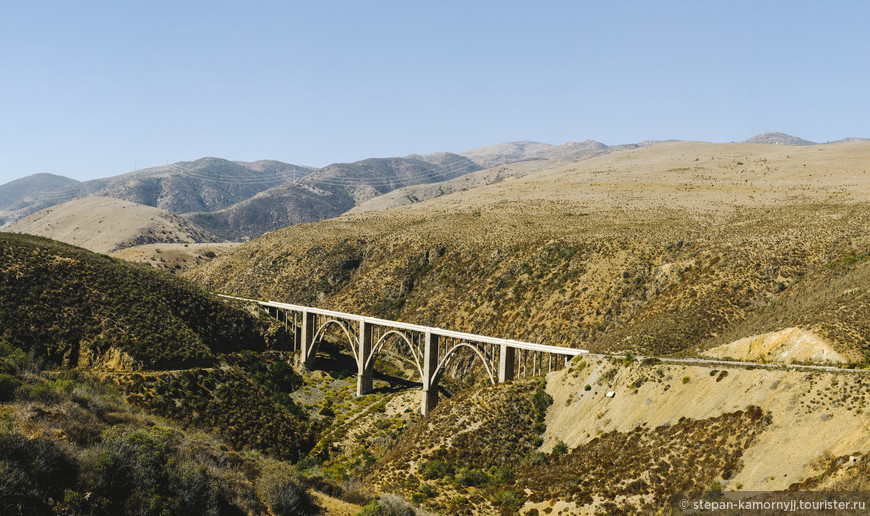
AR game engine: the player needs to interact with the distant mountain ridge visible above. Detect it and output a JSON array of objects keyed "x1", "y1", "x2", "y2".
[
  {"x1": 0, "y1": 173, "x2": 79, "y2": 208},
  {"x1": 743, "y1": 132, "x2": 818, "y2": 146},
  {"x1": 459, "y1": 139, "x2": 612, "y2": 168},
  {"x1": 0, "y1": 159, "x2": 314, "y2": 226},
  {"x1": 188, "y1": 152, "x2": 482, "y2": 240},
  {"x1": 3, "y1": 133, "x2": 866, "y2": 238},
  {"x1": 742, "y1": 132, "x2": 870, "y2": 146},
  {"x1": 96, "y1": 157, "x2": 312, "y2": 214}
]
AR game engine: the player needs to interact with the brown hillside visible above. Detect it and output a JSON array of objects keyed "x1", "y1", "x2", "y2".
[
  {"x1": 2, "y1": 196, "x2": 221, "y2": 253},
  {"x1": 187, "y1": 141, "x2": 870, "y2": 361}
]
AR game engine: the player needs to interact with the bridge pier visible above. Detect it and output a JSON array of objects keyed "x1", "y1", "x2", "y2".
[
  {"x1": 300, "y1": 310, "x2": 316, "y2": 369},
  {"x1": 421, "y1": 331, "x2": 439, "y2": 415},
  {"x1": 498, "y1": 343, "x2": 515, "y2": 383},
  {"x1": 356, "y1": 320, "x2": 374, "y2": 396}
]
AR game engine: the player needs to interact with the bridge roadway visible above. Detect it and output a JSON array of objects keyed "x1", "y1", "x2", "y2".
[{"x1": 219, "y1": 295, "x2": 587, "y2": 414}]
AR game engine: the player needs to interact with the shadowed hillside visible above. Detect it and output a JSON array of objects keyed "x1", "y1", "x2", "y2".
[
  {"x1": 0, "y1": 232, "x2": 316, "y2": 477},
  {"x1": 0, "y1": 232, "x2": 278, "y2": 369}
]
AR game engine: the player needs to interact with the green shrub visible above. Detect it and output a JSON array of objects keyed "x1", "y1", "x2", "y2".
[
  {"x1": 552, "y1": 441, "x2": 568, "y2": 455},
  {"x1": 532, "y1": 386, "x2": 553, "y2": 414},
  {"x1": 0, "y1": 373, "x2": 22, "y2": 402},
  {"x1": 491, "y1": 489, "x2": 524, "y2": 511},
  {"x1": 584, "y1": 384, "x2": 591, "y2": 391},
  {"x1": 420, "y1": 483, "x2": 437, "y2": 497},
  {"x1": 488, "y1": 465, "x2": 514, "y2": 484},
  {"x1": 15, "y1": 381, "x2": 60, "y2": 404},
  {"x1": 454, "y1": 467, "x2": 489, "y2": 487},
  {"x1": 682, "y1": 376, "x2": 691, "y2": 384},
  {"x1": 419, "y1": 459, "x2": 454, "y2": 480},
  {"x1": 0, "y1": 341, "x2": 27, "y2": 373}
]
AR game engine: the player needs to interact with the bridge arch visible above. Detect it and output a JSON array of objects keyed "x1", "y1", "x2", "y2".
[
  {"x1": 311, "y1": 319, "x2": 358, "y2": 362},
  {"x1": 364, "y1": 330, "x2": 424, "y2": 381},
  {"x1": 431, "y1": 342, "x2": 497, "y2": 387}
]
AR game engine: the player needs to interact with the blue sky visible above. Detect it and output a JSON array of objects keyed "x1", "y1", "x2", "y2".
[{"x1": 1, "y1": 1, "x2": 868, "y2": 184}]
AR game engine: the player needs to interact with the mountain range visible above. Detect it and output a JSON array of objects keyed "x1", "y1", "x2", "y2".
[{"x1": 3, "y1": 132, "x2": 867, "y2": 250}]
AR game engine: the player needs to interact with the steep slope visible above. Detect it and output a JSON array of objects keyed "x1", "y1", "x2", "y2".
[
  {"x1": 362, "y1": 355, "x2": 870, "y2": 513},
  {"x1": 95, "y1": 157, "x2": 312, "y2": 214},
  {"x1": 186, "y1": 152, "x2": 482, "y2": 240},
  {"x1": 186, "y1": 182, "x2": 356, "y2": 241},
  {"x1": 0, "y1": 232, "x2": 280, "y2": 369},
  {"x1": 188, "y1": 141, "x2": 870, "y2": 361},
  {"x1": 2, "y1": 196, "x2": 220, "y2": 253}
]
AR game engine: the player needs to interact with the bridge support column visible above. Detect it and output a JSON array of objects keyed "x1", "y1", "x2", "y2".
[
  {"x1": 498, "y1": 343, "x2": 515, "y2": 383},
  {"x1": 299, "y1": 310, "x2": 316, "y2": 369},
  {"x1": 421, "y1": 331, "x2": 439, "y2": 415},
  {"x1": 356, "y1": 320, "x2": 373, "y2": 396}
]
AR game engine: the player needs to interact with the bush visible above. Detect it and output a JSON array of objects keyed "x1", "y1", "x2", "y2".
[
  {"x1": 454, "y1": 467, "x2": 489, "y2": 487},
  {"x1": 0, "y1": 341, "x2": 28, "y2": 373},
  {"x1": 0, "y1": 373, "x2": 22, "y2": 402},
  {"x1": 532, "y1": 386, "x2": 553, "y2": 415},
  {"x1": 15, "y1": 381, "x2": 60, "y2": 404},
  {"x1": 358, "y1": 493, "x2": 418, "y2": 516},
  {"x1": 419, "y1": 459, "x2": 454, "y2": 480},
  {"x1": 0, "y1": 429, "x2": 77, "y2": 513},
  {"x1": 491, "y1": 489, "x2": 524, "y2": 511},
  {"x1": 256, "y1": 461, "x2": 311, "y2": 516},
  {"x1": 552, "y1": 441, "x2": 568, "y2": 455},
  {"x1": 420, "y1": 483, "x2": 437, "y2": 498},
  {"x1": 682, "y1": 376, "x2": 691, "y2": 384},
  {"x1": 524, "y1": 451, "x2": 546, "y2": 465},
  {"x1": 488, "y1": 465, "x2": 514, "y2": 484}
]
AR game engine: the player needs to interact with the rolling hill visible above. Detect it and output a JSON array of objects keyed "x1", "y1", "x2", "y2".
[{"x1": 2, "y1": 196, "x2": 220, "y2": 253}]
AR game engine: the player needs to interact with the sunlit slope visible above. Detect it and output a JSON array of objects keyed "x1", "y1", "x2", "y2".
[
  {"x1": 2, "y1": 196, "x2": 220, "y2": 253},
  {"x1": 189, "y1": 141, "x2": 870, "y2": 360}
]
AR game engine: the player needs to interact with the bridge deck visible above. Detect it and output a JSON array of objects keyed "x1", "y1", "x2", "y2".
[{"x1": 220, "y1": 295, "x2": 587, "y2": 356}]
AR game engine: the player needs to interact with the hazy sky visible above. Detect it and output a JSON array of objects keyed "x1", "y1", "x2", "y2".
[{"x1": 1, "y1": 1, "x2": 868, "y2": 185}]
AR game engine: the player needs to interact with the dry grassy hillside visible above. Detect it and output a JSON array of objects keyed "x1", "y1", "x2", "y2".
[
  {"x1": 188, "y1": 141, "x2": 870, "y2": 361},
  {"x1": 2, "y1": 196, "x2": 220, "y2": 253},
  {"x1": 110, "y1": 242, "x2": 240, "y2": 273}
]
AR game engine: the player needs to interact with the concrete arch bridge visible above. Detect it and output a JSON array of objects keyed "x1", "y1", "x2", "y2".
[{"x1": 222, "y1": 296, "x2": 587, "y2": 414}]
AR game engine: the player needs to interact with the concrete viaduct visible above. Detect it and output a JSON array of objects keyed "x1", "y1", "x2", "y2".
[{"x1": 222, "y1": 296, "x2": 588, "y2": 415}]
